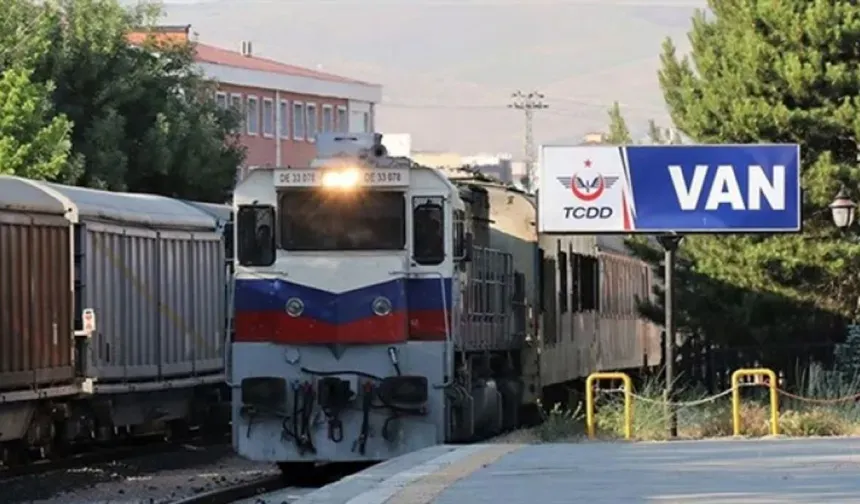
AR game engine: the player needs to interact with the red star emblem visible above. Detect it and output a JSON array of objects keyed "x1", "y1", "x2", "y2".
[{"x1": 584, "y1": 159, "x2": 592, "y2": 168}]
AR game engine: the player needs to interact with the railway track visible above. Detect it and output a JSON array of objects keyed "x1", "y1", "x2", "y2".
[
  {"x1": 0, "y1": 429, "x2": 230, "y2": 482},
  {"x1": 172, "y1": 474, "x2": 289, "y2": 504},
  {"x1": 171, "y1": 462, "x2": 376, "y2": 504}
]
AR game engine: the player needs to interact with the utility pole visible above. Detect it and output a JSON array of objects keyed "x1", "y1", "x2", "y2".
[{"x1": 508, "y1": 91, "x2": 548, "y2": 192}]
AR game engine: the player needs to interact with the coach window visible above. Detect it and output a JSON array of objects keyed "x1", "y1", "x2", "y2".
[
  {"x1": 236, "y1": 205, "x2": 275, "y2": 266},
  {"x1": 558, "y1": 242, "x2": 568, "y2": 313},
  {"x1": 578, "y1": 255, "x2": 598, "y2": 311},
  {"x1": 413, "y1": 196, "x2": 445, "y2": 265},
  {"x1": 569, "y1": 247, "x2": 580, "y2": 312}
]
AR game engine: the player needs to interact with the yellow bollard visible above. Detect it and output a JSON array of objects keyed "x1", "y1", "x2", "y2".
[
  {"x1": 585, "y1": 372, "x2": 633, "y2": 440},
  {"x1": 731, "y1": 368, "x2": 779, "y2": 437}
]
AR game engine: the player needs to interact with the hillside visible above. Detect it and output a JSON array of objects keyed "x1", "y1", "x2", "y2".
[{"x1": 148, "y1": 0, "x2": 705, "y2": 153}]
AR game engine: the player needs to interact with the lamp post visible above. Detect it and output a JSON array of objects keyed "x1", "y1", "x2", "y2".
[{"x1": 830, "y1": 186, "x2": 857, "y2": 230}]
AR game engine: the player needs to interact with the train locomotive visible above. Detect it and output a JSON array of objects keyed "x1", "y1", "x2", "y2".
[{"x1": 230, "y1": 132, "x2": 662, "y2": 470}]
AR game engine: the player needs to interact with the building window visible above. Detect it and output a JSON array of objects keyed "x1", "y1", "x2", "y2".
[
  {"x1": 322, "y1": 104, "x2": 334, "y2": 133},
  {"x1": 279, "y1": 100, "x2": 289, "y2": 139},
  {"x1": 230, "y1": 93, "x2": 243, "y2": 133},
  {"x1": 230, "y1": 94, "x2": 243, "y2": 112},
  {"x1": 262, "y1": 98, "x2": 275, "y2": 137},
  {"x1": 362, "y1": 111, "x2": 370, "y2": 133},
  {"x1": 336, "y1": 106, "x2": 348, "y2": 132},
  {"x1": 246, "y1": 95, "x2": 259, "y2": 135},
  {"x1": 306, "y1": 103, "x2": 318, "y2": 142},
  {"x1": 293, "y1": 101, "x2": 305, "y2": 140},
  {"x1": 215, "y1": 92, "x2": 227, "y2": 109}
]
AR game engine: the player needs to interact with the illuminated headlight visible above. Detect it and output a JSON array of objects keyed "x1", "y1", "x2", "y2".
[
  {"x1": 372, "y1": 296, "x2": 393, "y2": 316},
  {"x1": 321, "y1": 169, "x2": 360, "y2": 188},
  {"x1": 285, "y1": 297, "x2": 304, "y2": 318}
]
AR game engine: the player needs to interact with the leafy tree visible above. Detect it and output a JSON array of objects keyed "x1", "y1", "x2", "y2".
[
  {"x1": 0, "y1": 0, "x2": 54, "y2": 70},
  {"x1": 0, "y1": 0, "x2": 74, "y2": 180},
  {"x1": 625, "y1": 1, "x2": 860, "y2": 354},
  {"x1": 0, "y1": 66, "x2": 73, "y2": 180},
  {"x1": 3, "y1": 0, "x2": 245, "y2": 201}
]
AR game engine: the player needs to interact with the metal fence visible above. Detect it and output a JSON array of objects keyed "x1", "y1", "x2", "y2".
[{"x1": 676, "y1": 339, "x2": 841, "y2": 393}]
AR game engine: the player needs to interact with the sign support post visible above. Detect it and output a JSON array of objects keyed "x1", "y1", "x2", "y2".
[{"x1": 656, "y1": 234, "x2": 683, "y2": 438}]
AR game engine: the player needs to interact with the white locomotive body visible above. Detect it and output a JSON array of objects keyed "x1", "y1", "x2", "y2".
[{"x1": 230, "y1": 133, "x2": 662, "y2": 469}]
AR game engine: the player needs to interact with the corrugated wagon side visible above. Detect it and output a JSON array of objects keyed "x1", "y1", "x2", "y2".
[
  {"x1": 42, "y1": 183, "x2": 227, "y2": 386},
  {"x1": 0, "y1": 177, "x2": 76, "y2": 394},
  {"x1": 0, "y1": 176, "x2": 79, "y2": 448}
]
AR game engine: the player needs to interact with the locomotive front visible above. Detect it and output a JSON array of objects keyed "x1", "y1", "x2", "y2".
[{"x1": 230, "y1": 133, "x2": 464, "y2": 468}]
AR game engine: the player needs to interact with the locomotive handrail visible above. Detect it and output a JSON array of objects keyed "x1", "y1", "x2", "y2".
[
  {"x1": 389, "y1": 270, "x2": 453, "y2": 388},
  {"x1": 225, "y1": 264, "x2": 238, "y2": 388}
]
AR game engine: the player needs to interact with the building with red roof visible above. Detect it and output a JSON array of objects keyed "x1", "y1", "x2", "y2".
[{"x1": 128, "y1": 25, "x2": 382, "y2": 177}]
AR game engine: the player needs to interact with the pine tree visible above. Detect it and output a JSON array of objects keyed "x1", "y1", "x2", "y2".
[
  {"x1": 605, "y1": 101, "x2": 632, "y2": 144},
  {"x1": 634, "y1": 0, "x2": 860, "y2": 349}
]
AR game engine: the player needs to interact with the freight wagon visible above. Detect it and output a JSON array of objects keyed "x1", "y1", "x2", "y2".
[{"x1": 0, "y1": 175, "x2": 231, "y2": 463}]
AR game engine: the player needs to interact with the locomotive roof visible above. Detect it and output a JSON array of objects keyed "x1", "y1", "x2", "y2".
[
  {"x1": 453, "y1": 175, "x2": 660, "y2": 257},
  {"x1": 0, "y1": 175, "x2": 69, "y2": 216}
]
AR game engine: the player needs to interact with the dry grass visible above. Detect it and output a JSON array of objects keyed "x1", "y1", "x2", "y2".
[{"x1": 506, "y1": 364, "x2": 860, "y2": 443}]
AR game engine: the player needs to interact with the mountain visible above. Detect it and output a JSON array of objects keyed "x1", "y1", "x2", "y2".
[{"x1": 140, "y1": 0, "x2": 706, "y2": 153}]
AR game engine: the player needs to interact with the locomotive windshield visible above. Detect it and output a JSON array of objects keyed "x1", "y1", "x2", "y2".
[{"x1": 278, "y1": 189, "x2": 406, "y2": 251}]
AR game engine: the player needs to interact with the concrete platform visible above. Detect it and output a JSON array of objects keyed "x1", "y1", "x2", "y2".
[{"x1": 281, "y1": 437, "x2": 860, "y2": 504}]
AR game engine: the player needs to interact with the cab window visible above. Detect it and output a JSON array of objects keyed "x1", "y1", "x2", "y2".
[
  {"x1": 412, "y1": 196, "x2": 444, "y2": 265},
  {"x1": 236, "y1": 205, "x2": 275, "y2": 266}
]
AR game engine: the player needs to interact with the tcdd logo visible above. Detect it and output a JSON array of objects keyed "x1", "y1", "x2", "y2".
[{"x1": 556, "y1": 160, "x2": 618, "y2": 202}]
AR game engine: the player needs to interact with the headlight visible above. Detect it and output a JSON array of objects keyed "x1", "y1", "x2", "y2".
[
  {"x1": 321, "y1": 169, "x2": 360, "y2": 189},
  {"x1": 372, "y1": 296, "x2": 393, "y2": 316},
  {"x1": 285, "y1": 297, "x2": 304, "y2": 318}
]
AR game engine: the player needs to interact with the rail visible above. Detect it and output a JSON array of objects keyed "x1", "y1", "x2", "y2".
[
  {"x1": 171, "y1": 474, "x2": 287, "y2": 504},
  {"x1": 0, "y1": 431, "x2": 229, "y2": 482}
]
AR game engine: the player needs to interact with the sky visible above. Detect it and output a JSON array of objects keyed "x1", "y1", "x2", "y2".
[{"x1": 136, "y1": 0, "x2": 708, "y2": 155}]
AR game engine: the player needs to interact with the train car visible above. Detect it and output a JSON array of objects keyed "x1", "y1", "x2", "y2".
[
  {"x1": 0, "y1": 176, "x2": 79, "y2": 460},
  {"x1": 538, "y1": 234, "x2": 661, "y2": 386},
  {"x1": 447, "y1": 174, "x2": 661, "y2": 400},
  {"x1": 0, "y1": 175, "x2": 230, "y2": 462}
]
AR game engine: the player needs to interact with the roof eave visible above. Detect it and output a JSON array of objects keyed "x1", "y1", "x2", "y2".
[{"x1": 194, "y1": 60, "x2": 382, "y2": 103}]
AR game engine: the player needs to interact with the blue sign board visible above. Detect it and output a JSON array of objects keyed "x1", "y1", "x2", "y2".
[{"x1": 537, "y1": 144, "x2": 801, "y2": 233}]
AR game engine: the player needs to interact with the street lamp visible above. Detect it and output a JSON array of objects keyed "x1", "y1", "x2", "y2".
[{"x1": 830, "y1": 186, "x2": 857, "y2": 229}]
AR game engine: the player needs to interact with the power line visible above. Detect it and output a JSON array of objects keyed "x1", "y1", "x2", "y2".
[
  {"x1": 377, "y1": 103, "x2": 506, "y2": 110},
  {"x1": 508, "y1": 90, "x2": 547, "y2": 192},
  {"x1": 378, "y1": 99, "x2": 667, "y2": 114}
]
